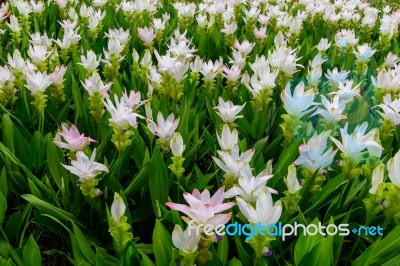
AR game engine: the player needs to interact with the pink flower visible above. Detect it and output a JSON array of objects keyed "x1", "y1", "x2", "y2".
[
  {"x1": 54, "y1": 123, "x2": 96, "y2": 152},
  {"x1": 166, "y1": 187, "x2": 235, "y2": 226},
  {"x1": 51, "y1": 65, "x2": 67, "y2": 86}
]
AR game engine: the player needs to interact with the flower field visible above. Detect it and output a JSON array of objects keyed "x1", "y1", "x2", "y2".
[{"x1": 1, "y1": 0, "x2": 400, "y2": 265}]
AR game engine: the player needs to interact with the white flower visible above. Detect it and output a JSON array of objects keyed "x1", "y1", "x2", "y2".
[
  {"x1": 285, "y1": 165, "x2": 301, "y2": 194},
  {"x1": 214, "y1": 97, "x2": 245, "y2": 123},
  {"x1": 172, "y1": 225, "x2": 201, "y2": 254},
  {"x1": 213, "y1": 146, "x2": 254, "y2": 179},
  {"x1": 168, "y1": 39, "x2": 197, "y2": 60},
  {"x1": 28, "y1": 44, "x2": 51, "y2": 64},
  {"x1": 354, "y1": 44, "x2": 375, "y2": 63},
  {"x1": 325, "y1": 68, "x2": 350, "y2": 87},
  {"x1": 312, "y1": 95, "x2": 347, "y2": 122},
  {"x1": 147, "y1": 112, "x2": 180, "y2": 141},
  {"x1": 170, "y1": 133, "x2": 185, "y2": 157},
  {"x1": 138, "y1": 27, "x2": 156, "y2": 47},
  {"x1": 217, "y1": 124, "x2": 238, "y2": 152},
  {"x1": 7, "y1": 15, "x2": 21, "y2": 33},
  {"x1": 387, "y1": 150, "x2": 400, "y2": 188},
  {"x1": 254, "y1": 27, "x2": 267, "y2": 40},
  {"x1": 330, "y1": 123, "x2": 383, "y2": 159},
  {"x1": 81, "y1": 72, "x2": 112, "y2": 97},
  {"x1": 104, "y1": 95, "x2": 144, "y2": 130},
  {"x1": 369, "y1": 164, "x2": 384, "y2": 194},
  {"x1": 316, "y1": 38, "x2": 331, "y2": 52},
  {"x1": 374, "y1": 69, "x2": 400, "y2": 93},
  {"x1": 122, "y1": 90, "x2": 147, "y2": 111},
  {"x1": 111, "y1": 192, "x2": 126, "y2": 225},
  {"x1": 62, "y1": 149, "x2": 109, "y2": 179},
  {"x1": 294, "y1": 131, "x2": 337, "y2": 173},
  {"x1": 51, "y1": 65, "x2": 67, "y2": 86},
  {"x1": 236, "y1": 188, "x2": 282, "y2": 225},
  {"x1": 8, "y1": 50, "x2": 25, "y2": 72},
  {"x1": 200, "y1": 60, "x2": 223, "y2": 82},
  {"x1": 384, "y1": 52, "x2": 400, "y2": 68},
  {"x1": 376, "y1": 94, "x2": 400, "y2": 126},
  {"x1": 225, "y1": 166, "x2": 276, "y2": 203},
  {"x1": 0, "y1": 66, "x2": 15, "y2": 85},
  {"x1": 30, "y1": 0, "x2": 44, "y2": 13},
  {"x1": 330, "y1": 81, "x2": 360, "y2": 102},
  {"x1": 79, "y1": 50, "x2": 100, "y2": 72},
  {"x1": 281, "y1": 82, "x2": 316, "y2": 118},
  {"x1": 25, "y1": 71, "x2": 52, "y2": 95},
  {"x1": 233, "y1": 39, "x2": 254, "y2": 55}
]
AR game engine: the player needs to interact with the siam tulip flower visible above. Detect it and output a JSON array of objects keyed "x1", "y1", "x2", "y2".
[
  {"x1": 233, "y1": 39, "x2": 254, "y2": 55},
  {"x1": 229, "y1": 50, "x2": 246, "y2": 68},
  {"x1": 8, "y1": 50, "x2": 26, "y2": 72},
  {"x1": 312, "y1": 95, "x2": 347, "y2": 122},
  {"x1": 172, "y1": 225, "x2": 201, "y2": 253},
  {"x1": 105, "y1": 28, "x2": 130, "y2": 46},
  {"x1": 0, "y1": 66, "x2": 15, "y2": 85},
  {"x1": 285, "y1": 165, "x2": 301, "y2": 194},
  {"x1": 387, "y1": 150, "x2": 400, "y2": 188},
  {"x1": 147, "y1": 112, "x2": 180, "y2": 142},
  {"x1": 281, "y1": 82, "x2": 316, "y2": 119},
  {"x1": 170, "y1": 132, "x2": 185, "y2": 157},
  {"x1": 200, "y1": 59, "x2": 223, "y2": 83},
  {"x1": 369, "y1": 163, "x2": 384, "y2": 194},
  {"x1": 62, "y1": 148, "x2": 109, "y2": 180},
  {"x1": 213, "y1": 145, "x2": 254, "y2": 180},
  {"x1": 166, "y1": 187, "x2": 235, "y2": 226},
  {"x1": 122, "y1": 90, "x2": 147, "y2": 111},
  {"x1": 104, "y1": 95, "x2": 144, "y2": 130},
  {"x1": 7, "y1": 15, "x2": 21, "y2": 33},
  {"x1": 330, "y1": 122, "x2": 383, "y2": 160},
  {"x1": 307, "y1": 67, "x2": 322, "y2": 86},
  {"x1": 54, "y1": 0, "x2": 68, "y2": 9},
  {"x1": 294, "y1": 131, "x2": 337, "y2": 173},
  {"x1": 106, "y1": 38, "x2": 125, "y2": 56},
  {"x1": 376, "y1": 94, "x2": 400, "y2": 126},
  {"x1": 138, "y1": 26, "x2": 156, "y2": 47},
  {"x1": 335, "y1": 29, "x2": 359, "y2": 49},
  {"x1": 217, "y1": 124, "x2": 238, "y2": 153},
  {"x1": 16, "y1": 1, "x2": 33, "y2": 17},
  {"x1": 330, "y1": 81, "x2": 360, "y2": 102},
  {"x1": 190, "y1": 56, "x2": 203, "y2": 73},
  {"x1": 236, "y1": 188, "x2": 282, "y2": 225},
  {"x1": 110, "y1": 192, "x2": 126, "y2": 225},
  {"x1": 225, "y1": 166, "x2": 276, "y2": 203},
  {"x1": 168, "y1": 39, "x2": 197, "y2": 61},
  {"x1": 51, "y1": 65, "x2": 67, "y2": 86},
  {"x1": 25, "y1": 71, "x2": 52, "y2": 95},
  {"x1": 214, "y1": 97, "x2": 245, "y2": 124},
  {"x1": 81, "y1": 72, "x2": 112, "y2": 97},
  {"x1": 28, "y1": 44, "x2": 51, "y2": 65},
  {"x1": 309, "y1": 54, "x2": 327, "y2": 69},
  {"x1": 254, "y1": 27, "x2": 267, "y2": 40},
  {"x1": 53, "y1": 123, "x2": 96, "y2": 152},
  {"x1": 325, "y1": 68, "x2": 350, "y2": 87},
  {"x1": 384, "y1": 52, "x2": 400, "y2": 68},
  {"x1": 354, "y1": 44, "x2": 376, "y2": 63},
  {"x1": 222, "y1": 65, "x2": 242, "y2": 84},
  {"x1": 30, "y1": 0, "x2": 44, "y2": 13},
  {"x1": 373, "y1": 69, "x2": 400, "y2": 93}
]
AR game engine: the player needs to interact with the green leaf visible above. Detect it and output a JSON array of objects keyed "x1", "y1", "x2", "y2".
[
  {"x1": 72, "y1": 224, "x2": 96, "y2": 265},
  {"x1": 353, "y1": 226, "x2": 400, "y2": 266},
  {"x1": 294, "y1": 218, "x2": 324, "y2": 265},
  {"x1": 0, "y1": 168, "x2": 7, "y2": 200},
  {"x1": 152, "y1": 220, "x2": 172, "y2": 266},
  {"x1": 46, "y1": 139, "x2": 68, "y2": 190},
  {"x1": 0, "y1": 191, "x2": 6, "y2": 224},
  {"x1": 23, "y1": 236, "x2": 41, "y2": 266},
  {"x1": 217, "y1": 235, "x2": 228, "y2": 265},
  {"x1": 30, "y1": 132, "x2": 45, "y2": 171},
  {"x1": 21, "y1": 194, "x2": 79, "y2": 223},
  {"x1": 148, "y1": 148, "x2": 169, "y2": 217},
  {"x1": 298, "y1": 238, "x2": 330, "y2": 266}
]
